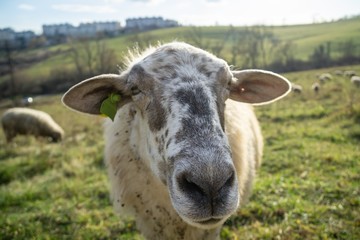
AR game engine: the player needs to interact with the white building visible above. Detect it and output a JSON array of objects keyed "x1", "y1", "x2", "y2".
[
  {"x1": 16, "y1": 31, "x2": 36, "y2": 40},
  {"x1": 126, "y1": 17, "x2": 179, "y2": 30},
  {"x1": 42, "y1": 21, "x2": 122, "y2": 38},
  {"x1": 0, "y1": 28, "x2": 36, "y2": 48},
  {"x1": 42, "y1": 23, "x2": 75, "y2": 37},
  {"x1": 76, "y1": 21, "x2": 121, "y2": 37}
]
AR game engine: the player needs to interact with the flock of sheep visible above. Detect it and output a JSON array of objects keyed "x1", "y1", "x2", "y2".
[
  {"x1": 1, "y1": 69, "x2": 358, "y2": 144},
  {"x1": 290, "y1": 69, "x2": 359, "y2": 94}
]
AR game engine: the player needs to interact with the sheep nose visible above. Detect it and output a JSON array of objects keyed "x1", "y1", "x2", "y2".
[{"x1": 175, "y1": 164, "x2": 237, "y2": 214}]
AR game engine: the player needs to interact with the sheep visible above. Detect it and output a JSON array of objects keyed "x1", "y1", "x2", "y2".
[
  {"x1": 318, "y1": 73, "x2": 332, "y2": 83},
  {"x1": 62, "y1": 42, "x2": 291, "y2": 239},
  {"x1": 1, "y1": 107, "x2": 64, "y2": 143},
  {"x1": 344, "y1": 70, "x2": 356, "y2": 78},
  {"x1": 351, "y1": 75, "x2": 360, "y2": 87},
  {"x1": 291, "y1": 83, "x2": 303, "y2": 93},
  {"x1": 334, "y1": 70, "x2": 343, "y2": 76},
  {"x1": 312, "y1": 82, "x2": 320, "y2": 94}
]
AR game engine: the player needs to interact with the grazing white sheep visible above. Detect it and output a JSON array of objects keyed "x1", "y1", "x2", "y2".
[
  {"x1": 291, "y1": 83, "x2": 303, "y2": 93},
  {"x1": 62, "y1": 42, "x2": 291, "y2": 239},
  {"x1": 344, "y1": 70, "x2": 356, "y2": 78},
  {"x1": 312, "y1": 82, "x2": 320, "y2": 94},
  {"x1": 334, "y1": 70, "x2": 343, "y2": 76},
  {"x1": 351, "y1": 75, "x2": 360, "y2": 87},
  {"x1": 1, "y1": 107, "x2": 64, "y2": 143},
  {"x1": 318, "y1": 73, "x2": 332, "y2": 83}
]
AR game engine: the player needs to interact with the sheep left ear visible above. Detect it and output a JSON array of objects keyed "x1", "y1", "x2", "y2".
[
  {"x1": 230, "y1": 70, "x2": 291, "y2": 105},
  {"x1": 62, "y1": 74, "x2": 131, "y2": 115}
]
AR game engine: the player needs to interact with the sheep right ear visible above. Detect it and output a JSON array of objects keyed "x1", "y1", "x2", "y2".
[
  {"x1": 62, "y1": 74, "x2": 131, "y2": 115},
  {"x1": 230, "y1": 70, "x2": 291, "y2": 105}
]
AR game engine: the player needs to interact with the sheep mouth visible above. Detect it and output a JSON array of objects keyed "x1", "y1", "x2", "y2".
[{"x1": 195, "y1": 218, "x2": 223, "y2": 225}]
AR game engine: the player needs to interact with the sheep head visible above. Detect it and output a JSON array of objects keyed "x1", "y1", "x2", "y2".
[{"x1": 62, "y1": 42, "x2": 290, "y2": 229}]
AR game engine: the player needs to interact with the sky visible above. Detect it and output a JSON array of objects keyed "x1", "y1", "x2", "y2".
[{"x1": 0, "y1": 0, "x2": 359, "y2": 34}]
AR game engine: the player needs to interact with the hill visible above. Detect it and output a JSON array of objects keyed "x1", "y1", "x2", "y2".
[
  {"x1": 0, "y1": 17, "x2": 360, "y2": 99},
  {"x1": 0, "y1": 64, "x2": 359, "y2": 239}
]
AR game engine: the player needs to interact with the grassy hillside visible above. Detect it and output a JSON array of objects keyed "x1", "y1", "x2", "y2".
[
  {"x1": 271, "y1": 18, "x2": 360, "y2": 59},
  {"x1": 1, "y1": 17, "x2": 360, "y2": 89},
  {"x1": 0, "y1": 64, "x2": 359, "y2": 239}
]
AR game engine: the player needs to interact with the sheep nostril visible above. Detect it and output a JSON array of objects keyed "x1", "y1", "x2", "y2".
[
  {"x1": 224, "y1": 171, "x2": 235, "y2": 189},
  {"x1": 178, "y1": 174, "x2": 206, "y2": 198}
]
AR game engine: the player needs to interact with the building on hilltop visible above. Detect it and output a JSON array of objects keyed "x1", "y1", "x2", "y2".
[
  {"x1": 1, "y1": 17, "x2": 179, "y2": 49},
  {"x1": 42, "y1": 21, "x2": 122, "y2": 43},
  {"x1": 76, "y1": 22, "x2": 121, "y2": 38},
  {"x1": 42, "y1": 23, "x2": 74, "y2": 37},
  {"x1": 125, "y1": 17, "x2": 179, "y2": 31},
  {"x1": 0, "y1": 28, "x2": 16, "y2": 42},
  {"x1": 42, "y1": 18, "x2": 178, "y2": 43},
  {"x1": 0, "y1": 28, "x2": 36, "y2": 49}
]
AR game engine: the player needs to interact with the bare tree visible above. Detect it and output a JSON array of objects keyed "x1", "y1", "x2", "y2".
[
  {"x1": 2, "y1": 41, "x2": 17, "y2": 99},
  {"x1": 184, "y1": 26, "x2": 210, "y2": 50},
  {"x1": 274, "y1": 40, "x2": 296, "y2": 66},
  {"x1": 210, "y1": 26, "x2": 232, "y2": 58},
  {"x1": 68, "y1": 38, "x2": 118, "y2": 79},
  {"x1": 96, "y1": 39, "x2": 118, "y2": 73},
  {"x1": 256, "y1": 26, "x2": 276, "y2": 67},
  {"x1": 229, "y1": 27, "x2": 260, "y2": 68},
  {"x1": 126, "y1": 33, "x2": 156, "y2": 50},
  {"x1": 184, "y1": 26, "x2": 234, "y2": 62},
  {"x1": 310, "y1": 43, "x2": 331, "y2": 68},
  {"x1": 68, "y1": 39, "x2": 84, "y2": 77},
  {"x1": 83, "y1": 40, "x2": 96, "y2": 76},
  {"x1": 229, "y1": 26, "x2": 281, "y2": 69},
  {"x1": 339, "y1": 40, "x2": 357, "y2": 61}
]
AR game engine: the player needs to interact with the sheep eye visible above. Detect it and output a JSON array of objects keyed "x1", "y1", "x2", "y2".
[
  {"x1": 226, "y1": 79, "x2": 232, "y2": 90},
  {"x1": 131, "y1": 86, "x2": 141, "y2": 95}
]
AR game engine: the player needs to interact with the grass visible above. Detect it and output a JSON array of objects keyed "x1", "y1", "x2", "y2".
[
  {"x1": 220, "y1": 64, "x2": 360, "y2": 239},
  {"x1": 1, "y1": 64, "x2": 360, "y2": 239},
  {"x1": 0, "y1": 97, "x2": 141, "y2": 239},
  {"x1": 271, "y1": 18, "x2": 360, "y2": 59}
]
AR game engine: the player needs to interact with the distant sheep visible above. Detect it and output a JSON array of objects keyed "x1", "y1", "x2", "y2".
[
  {"x1": 1, "y1": 107, "x2": 64, "y2": 143},
  {"x1": 312, "y1": 82, "x2": 320, "y2": 94},
  {"x1": 334, "y1": 70, "x2": 343, "y2": 76},
  {"x1": 291, "y1": 83, "x2": 303, "y2": 93},
  {"x1": 344, "y1": 70, "x2": 356, "y2": 78},
  {"x1": 318, "y1": 73, "x2": 332, "y2": 83},
  {"x1": 351, "y1": 76, "x2": 360, "y2": 87},
  {"x1": 62, "y1": 42, "x2": 291, "y2": 239}
]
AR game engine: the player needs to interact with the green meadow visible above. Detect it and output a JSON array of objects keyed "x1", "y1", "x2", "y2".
[
  {"x1": 0, "y1": 63, "x2": 359, "y2": 239},
  {"x1": 1, "y1": 16, "x2": 360, "y2": 239}
]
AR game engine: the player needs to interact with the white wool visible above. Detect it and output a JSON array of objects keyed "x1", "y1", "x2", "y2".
[{"x1": 103, "y1": 99, "x2": 262, "y2": 239}]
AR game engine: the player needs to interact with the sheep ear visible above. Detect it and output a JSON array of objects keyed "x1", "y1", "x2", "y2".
[
  {"x1": 230, "y1": 70, "x2": 291, "y2": 105},
  {"x1": 62, "y1": 74, "x2": 131, "y2": 115}
]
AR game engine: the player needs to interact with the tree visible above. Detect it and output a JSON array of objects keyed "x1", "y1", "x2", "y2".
[
  {"x1": 210, "y1": 27, "x2": 232, "y2": 57},
  {"x1": 274, "y1": 40, "x2": 296, "y2": 66},
  {"x1": 125, "y1": 33, "x2": 156, "y2": 50},
  {"x1": 68, "y1": 37, "x2": 118, "y2": 79},
  {"x1": 185, "y1": 26, "x2": 210, "y2": 50},
  {"x1": 339, "y1": 40, "x2": 357, "y2": 63},
  {"x1": 228, "y1": 26, "x2": 279, "y2": 69},
  {"x1": 310, "y1": 42, "x2": 331, "y2": 68},
  {"x1": 184, "y1": 26, "x2": 234, "y2": 61},
  {"x1": 96, "y1": 39, "x2": 118, "y2": 73},
  {"x1": 1, "y1": 41, "x2": 17, "y2": 99}
]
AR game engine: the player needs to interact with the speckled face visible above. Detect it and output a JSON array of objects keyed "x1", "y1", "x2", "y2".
[{"x1": 127, "y1": 43, "x2": 239, "y2": 229}]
